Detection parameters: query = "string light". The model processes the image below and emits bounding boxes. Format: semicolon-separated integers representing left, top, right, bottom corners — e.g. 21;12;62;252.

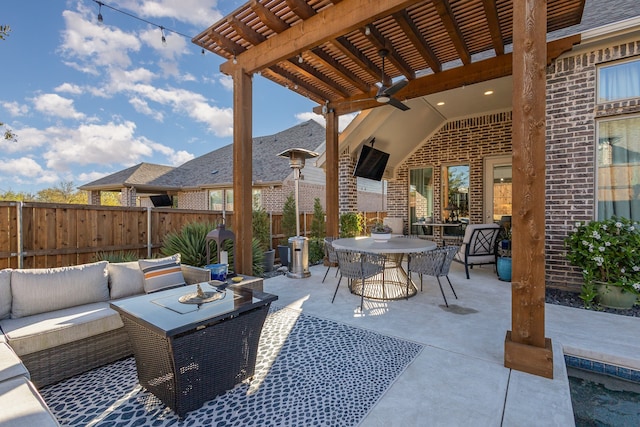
297;54;303;64
91;0;193;45
233;55;238;64
97;1;103;24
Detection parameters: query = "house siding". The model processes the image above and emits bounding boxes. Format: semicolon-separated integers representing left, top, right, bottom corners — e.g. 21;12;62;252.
387;112;512;238
545;37;640;290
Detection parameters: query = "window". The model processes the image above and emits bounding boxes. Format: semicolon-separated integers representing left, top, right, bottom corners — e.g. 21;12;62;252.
209;190;223;211
442;165;469;221
225;190;234;211
597;58;640;103
409;167;433;235
597;115;640;221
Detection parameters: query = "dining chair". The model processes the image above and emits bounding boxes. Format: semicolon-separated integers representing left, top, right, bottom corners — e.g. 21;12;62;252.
453;223;501;279
333;249;386;310
407;246;459;307
322;237;340;283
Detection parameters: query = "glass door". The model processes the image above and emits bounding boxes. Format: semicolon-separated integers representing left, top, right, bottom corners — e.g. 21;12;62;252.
484;155;512;223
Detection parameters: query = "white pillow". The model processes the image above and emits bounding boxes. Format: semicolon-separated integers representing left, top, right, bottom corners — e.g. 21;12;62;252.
108;261;145;299
10;261;109;319
138;254;185;294
0;269;12;320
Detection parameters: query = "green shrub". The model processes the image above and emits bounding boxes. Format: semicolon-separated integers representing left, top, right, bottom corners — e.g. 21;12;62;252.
281;193;297;243
310;198;325;239
253;208;271;251
161;222;216;267
339;212;362;238
95;251;138;263
308;237;325;265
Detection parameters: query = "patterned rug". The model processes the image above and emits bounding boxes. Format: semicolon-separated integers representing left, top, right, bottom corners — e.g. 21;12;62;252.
41;306;423;426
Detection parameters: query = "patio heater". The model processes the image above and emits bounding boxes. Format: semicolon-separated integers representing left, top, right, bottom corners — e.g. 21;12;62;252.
277;148;319;279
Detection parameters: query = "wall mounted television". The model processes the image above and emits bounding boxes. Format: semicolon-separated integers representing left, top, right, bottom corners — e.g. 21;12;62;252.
150;195;173;207
353;144;390;181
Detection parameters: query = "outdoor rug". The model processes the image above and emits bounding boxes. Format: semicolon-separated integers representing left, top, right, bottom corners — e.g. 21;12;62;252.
40;306;423;426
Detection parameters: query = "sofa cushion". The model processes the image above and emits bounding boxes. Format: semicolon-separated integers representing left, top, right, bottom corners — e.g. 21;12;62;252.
0;376;60;427
138;254;185;293
0;302;123;357
0;342;30;382
108;261;144;299
10;261;109;319
0;268;11;320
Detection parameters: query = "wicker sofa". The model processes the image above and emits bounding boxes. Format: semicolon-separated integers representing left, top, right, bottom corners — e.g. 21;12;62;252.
0;255;211;425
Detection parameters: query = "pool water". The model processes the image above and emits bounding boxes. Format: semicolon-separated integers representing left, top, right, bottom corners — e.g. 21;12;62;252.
568;367;640;426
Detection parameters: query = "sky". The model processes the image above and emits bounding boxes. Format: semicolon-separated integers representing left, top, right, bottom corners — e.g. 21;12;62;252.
1;0;356;194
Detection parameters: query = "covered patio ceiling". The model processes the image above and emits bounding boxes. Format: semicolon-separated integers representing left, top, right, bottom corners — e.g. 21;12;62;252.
193;0;584;116
194;0;587;379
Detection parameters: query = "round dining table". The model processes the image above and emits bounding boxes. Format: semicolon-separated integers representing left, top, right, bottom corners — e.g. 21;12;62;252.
331;236;436;300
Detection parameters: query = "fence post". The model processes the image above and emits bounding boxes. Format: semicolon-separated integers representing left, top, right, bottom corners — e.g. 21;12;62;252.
147;207;152;258
16;201;23;269
269;211;273;250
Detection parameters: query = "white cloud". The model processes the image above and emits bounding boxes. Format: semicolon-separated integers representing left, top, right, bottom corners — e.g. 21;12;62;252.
0;157;59;184
295;111;358;132
60;10;141;71
170;150;195;166
119;0;223;28
2;101;29;116
55;83;84;95
33;93;86;120
129;97;164;121
219;75;233;91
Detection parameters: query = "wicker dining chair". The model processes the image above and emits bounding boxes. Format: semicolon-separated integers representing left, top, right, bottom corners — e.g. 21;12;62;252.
322;237;340;283
407;246;459;307
333;249;386;310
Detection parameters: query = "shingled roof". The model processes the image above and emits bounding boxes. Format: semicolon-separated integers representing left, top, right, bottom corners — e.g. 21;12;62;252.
81;120;326;192
150;119;326;189
79;162;176;192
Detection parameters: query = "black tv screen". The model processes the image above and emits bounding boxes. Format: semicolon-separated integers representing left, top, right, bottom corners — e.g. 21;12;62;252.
150;195;173;207
353;145;389;181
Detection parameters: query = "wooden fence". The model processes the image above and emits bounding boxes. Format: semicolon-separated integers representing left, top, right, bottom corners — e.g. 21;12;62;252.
0;202;386;269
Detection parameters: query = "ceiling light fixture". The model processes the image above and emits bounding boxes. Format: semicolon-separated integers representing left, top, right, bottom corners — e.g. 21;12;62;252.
437;101;445;106
298;55;303;64
97;2;104;23
233;55;238;64
365;26;371;36
484;90;494;95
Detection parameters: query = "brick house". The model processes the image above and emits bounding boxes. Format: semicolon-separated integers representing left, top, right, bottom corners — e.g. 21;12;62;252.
80;119;385;214
325;4;640;291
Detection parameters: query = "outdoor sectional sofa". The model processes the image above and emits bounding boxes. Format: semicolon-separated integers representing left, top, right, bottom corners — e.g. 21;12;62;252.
0;255;215;426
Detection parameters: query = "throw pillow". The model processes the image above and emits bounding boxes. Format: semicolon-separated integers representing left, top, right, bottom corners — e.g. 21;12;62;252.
10;261;109;319
108;261;145;299
0;269;12;320
138;254;185;293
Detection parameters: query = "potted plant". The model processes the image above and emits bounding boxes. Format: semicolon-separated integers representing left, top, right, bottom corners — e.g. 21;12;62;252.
565;216;640;309
496;221;512;281
370;220;392;242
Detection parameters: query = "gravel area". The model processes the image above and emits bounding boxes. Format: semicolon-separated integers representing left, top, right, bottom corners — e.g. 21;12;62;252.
545;288;640;318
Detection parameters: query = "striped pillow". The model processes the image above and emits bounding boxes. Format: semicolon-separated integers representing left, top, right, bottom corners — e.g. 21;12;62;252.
138;254;185;294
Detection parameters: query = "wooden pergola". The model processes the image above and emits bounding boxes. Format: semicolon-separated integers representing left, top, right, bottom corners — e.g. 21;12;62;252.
194;0;586;378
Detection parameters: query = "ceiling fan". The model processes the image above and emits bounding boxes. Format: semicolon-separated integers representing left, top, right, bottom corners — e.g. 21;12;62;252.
374;48;409;111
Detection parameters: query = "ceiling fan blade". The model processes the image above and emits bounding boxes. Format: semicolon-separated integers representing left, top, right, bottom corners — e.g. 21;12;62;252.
385;79;408;96
388;97;410;111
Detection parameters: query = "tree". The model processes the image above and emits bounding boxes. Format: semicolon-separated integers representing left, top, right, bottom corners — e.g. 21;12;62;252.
36;181;86;204
310;198;325;239
281;193;297;243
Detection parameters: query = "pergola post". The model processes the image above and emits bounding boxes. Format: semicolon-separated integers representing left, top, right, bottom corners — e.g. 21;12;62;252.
232;68;254;275
504;0;553;378
326;109;339;238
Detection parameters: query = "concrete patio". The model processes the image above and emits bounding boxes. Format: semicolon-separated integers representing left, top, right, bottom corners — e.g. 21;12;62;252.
262;260;640;426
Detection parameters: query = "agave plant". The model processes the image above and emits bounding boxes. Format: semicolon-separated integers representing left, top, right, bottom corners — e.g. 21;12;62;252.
95;251;139;263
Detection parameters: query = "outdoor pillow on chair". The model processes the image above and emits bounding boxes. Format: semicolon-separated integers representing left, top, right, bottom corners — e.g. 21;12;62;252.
138;254;185;293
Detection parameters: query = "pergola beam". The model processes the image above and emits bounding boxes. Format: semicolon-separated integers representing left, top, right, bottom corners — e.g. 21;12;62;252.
393;10;442;73
361;24;415;80
285;58;353;98
308;47;371;93
220;0;422;75
433;0;472;65
332;37;387;83
250;0;289;33
482;0;505;55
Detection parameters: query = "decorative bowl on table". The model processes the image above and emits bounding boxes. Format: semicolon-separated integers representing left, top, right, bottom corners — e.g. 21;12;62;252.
371;232;392;242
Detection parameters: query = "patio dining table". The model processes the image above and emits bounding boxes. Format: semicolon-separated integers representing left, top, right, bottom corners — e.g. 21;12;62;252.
332;236;436;300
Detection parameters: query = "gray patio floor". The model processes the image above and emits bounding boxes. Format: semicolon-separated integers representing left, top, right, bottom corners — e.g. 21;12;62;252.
262;260;640;426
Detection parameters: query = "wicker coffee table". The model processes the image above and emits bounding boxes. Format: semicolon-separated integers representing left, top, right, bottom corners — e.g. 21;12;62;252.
110;282;277;417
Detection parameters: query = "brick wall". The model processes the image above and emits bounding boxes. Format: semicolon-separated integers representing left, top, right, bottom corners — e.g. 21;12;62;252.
389;112;512;237
178;190;208;210
545;38;640;290
339;147;358;213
